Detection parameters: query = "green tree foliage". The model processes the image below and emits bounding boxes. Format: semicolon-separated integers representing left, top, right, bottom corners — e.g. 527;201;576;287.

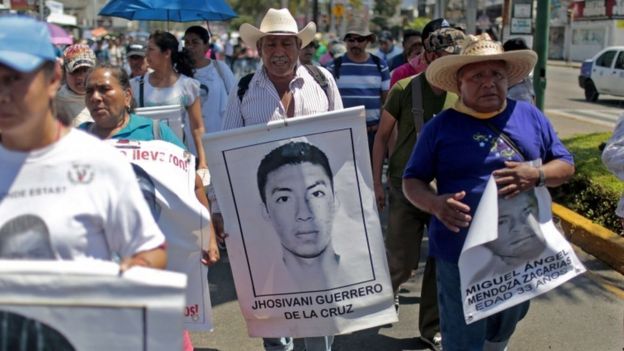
373;0;402;17
228;0;281;29
407;17;433;31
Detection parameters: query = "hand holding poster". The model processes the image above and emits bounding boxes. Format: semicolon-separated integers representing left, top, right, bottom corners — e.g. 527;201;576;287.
459;176;586;324
203;106;397;337
107;139;213;331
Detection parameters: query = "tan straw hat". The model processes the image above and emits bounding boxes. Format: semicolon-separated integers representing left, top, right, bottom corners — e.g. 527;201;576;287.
425;33;537;94
239;8;316;49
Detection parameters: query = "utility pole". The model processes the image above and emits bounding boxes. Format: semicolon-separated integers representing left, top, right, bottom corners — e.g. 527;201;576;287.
313;0;319;26
533;0;550;111
465;0;477;34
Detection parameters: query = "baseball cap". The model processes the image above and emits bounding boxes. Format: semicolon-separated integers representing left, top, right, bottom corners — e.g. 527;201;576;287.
0;16;57;73
422;18;451;43
127;42;147;57
424;28;466;54
343;25;376;42
379;30;393;42
63;44;96;73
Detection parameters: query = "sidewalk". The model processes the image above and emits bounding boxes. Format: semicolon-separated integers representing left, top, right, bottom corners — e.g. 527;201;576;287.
548;59;581;69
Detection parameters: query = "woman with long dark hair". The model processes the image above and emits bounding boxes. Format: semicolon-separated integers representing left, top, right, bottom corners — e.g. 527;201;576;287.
130;31;208;169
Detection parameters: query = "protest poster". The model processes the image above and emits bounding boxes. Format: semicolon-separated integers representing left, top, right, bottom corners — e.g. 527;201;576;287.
107;139;213;331
203;106;397;337
0;260;186;350
459;176;586;324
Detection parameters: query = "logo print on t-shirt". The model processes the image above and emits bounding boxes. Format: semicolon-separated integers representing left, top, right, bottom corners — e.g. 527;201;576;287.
472;132;517;160
67;164;94;184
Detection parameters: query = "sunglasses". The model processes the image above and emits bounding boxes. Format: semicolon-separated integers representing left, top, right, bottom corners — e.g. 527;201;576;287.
345;36;368;43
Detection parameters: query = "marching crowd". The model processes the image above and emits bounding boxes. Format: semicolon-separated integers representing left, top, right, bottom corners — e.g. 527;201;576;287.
0;7;576;351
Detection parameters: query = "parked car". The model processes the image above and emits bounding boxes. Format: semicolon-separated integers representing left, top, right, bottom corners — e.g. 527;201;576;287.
579;46;624;102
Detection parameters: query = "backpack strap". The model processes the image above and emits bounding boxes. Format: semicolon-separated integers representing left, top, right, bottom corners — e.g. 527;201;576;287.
411;74;424;134
303;64;329;100
139;74;145;108
369;53;383;74
332;56;342;80
152;119;161;140
237;73;254;103
482;121;527;161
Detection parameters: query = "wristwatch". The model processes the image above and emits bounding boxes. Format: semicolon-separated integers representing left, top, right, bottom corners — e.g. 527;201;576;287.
536;168;546;187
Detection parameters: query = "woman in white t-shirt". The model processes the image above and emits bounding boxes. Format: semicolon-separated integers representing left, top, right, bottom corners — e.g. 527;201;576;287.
183;26;236;134
0;16;166;271
130;31;208;169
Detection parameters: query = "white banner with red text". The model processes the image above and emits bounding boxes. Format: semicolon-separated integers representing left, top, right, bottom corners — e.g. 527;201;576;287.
107;139;213;331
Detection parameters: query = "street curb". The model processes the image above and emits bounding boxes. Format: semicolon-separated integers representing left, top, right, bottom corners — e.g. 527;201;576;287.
553;202;624;274
548;60;581;69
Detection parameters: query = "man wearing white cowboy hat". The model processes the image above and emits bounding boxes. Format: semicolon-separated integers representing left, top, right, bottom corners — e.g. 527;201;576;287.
218;7;343;351
221;8;342;128
402;33;575;350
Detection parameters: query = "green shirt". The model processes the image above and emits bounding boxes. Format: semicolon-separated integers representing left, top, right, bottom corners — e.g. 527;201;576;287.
383;74;457;187
79;114;185;150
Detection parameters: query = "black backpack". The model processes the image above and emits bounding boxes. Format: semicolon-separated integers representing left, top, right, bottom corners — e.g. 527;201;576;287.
237;64;329;103
331;54;383;80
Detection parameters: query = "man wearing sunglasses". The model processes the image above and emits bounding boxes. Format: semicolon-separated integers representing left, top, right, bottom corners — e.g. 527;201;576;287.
372;21;466;351
327;28;390;156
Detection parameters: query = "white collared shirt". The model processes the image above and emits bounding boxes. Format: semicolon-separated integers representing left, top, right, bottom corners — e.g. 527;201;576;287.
222;64;343;130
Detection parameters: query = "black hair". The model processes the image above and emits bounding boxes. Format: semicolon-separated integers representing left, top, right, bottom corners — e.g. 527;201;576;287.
503;37;529;52
403;29;421;42
257;142;334;205
0;214;49;238
0;214;54;259
184;26;210;44
42;60;57;77
150;31;195;77
90;65;136;113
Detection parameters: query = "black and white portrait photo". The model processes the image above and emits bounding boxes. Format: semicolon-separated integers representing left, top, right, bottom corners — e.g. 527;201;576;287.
459;176;586;324
0;310;76;350
203;107;397;337
224;131;376;296
469;191;548;284
0;214;55;259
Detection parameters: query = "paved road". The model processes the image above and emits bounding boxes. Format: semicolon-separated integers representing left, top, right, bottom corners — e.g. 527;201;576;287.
544;64;622;132
193;243;624;351
191;63;624;351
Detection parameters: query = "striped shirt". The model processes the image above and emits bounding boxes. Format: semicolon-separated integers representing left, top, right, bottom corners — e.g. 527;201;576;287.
327;55;390;124
221;64;343;130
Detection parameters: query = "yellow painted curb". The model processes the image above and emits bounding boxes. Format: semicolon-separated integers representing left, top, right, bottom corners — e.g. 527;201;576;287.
553;202;624;274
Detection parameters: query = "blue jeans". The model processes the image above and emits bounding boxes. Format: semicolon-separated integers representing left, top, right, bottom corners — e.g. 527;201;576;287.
263;336;334;351
436;259;530;351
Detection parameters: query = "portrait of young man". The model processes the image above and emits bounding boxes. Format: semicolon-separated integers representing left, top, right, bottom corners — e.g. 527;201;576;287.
222;134;376;297
257;141;339;292
469;190;548;285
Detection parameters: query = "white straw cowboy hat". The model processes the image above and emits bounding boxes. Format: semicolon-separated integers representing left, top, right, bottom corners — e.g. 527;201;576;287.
426;33;537;95
239;8;316;49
